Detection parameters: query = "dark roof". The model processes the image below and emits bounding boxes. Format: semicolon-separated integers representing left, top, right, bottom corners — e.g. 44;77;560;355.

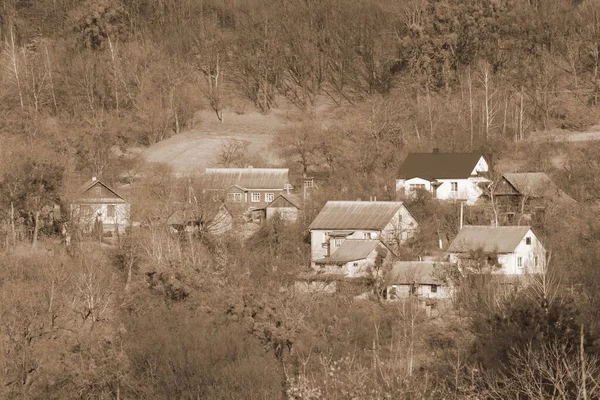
308;201;407;230
76;178;126;202
315;239;386;264
387;261;449;285
398;153;486;180
502;173;576;203
204;168;290;190
447;225;532;253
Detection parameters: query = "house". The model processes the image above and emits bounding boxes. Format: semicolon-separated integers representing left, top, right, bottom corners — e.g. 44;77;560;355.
447;225;545;275
396;150;491;205
385;261;453;300
313;239;395;278
491;172;576;223
71;177;130;235
203;167;292;208
264;194;301;223
308;201;418;263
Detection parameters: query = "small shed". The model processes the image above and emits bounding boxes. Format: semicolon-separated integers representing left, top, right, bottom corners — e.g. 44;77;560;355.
386;261;452;300
265;194;301;222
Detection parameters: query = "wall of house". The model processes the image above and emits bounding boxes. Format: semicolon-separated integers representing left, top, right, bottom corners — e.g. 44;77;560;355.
225;188;284;207
266;206;298;222
433;177;490;205
513;231;545;274
387;284;452;300
72;203;130;234
313;247;388;278
381;207;418;244
396;177;431;197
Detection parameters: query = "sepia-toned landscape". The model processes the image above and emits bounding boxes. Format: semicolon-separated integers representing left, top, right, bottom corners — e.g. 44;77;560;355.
1;1;600;399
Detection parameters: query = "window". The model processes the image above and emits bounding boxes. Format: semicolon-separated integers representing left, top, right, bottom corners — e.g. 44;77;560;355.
526;237;531;245
265;193;275;203
450;182;458;192
431;285;438;293
333;238;343;248
251;193;260;202
304;179;314;188
227;193;242;202
517;257;523;268
353;262;359;267
93;185;102;196
363;232;371;239
534;256;539;267
410;184;426;192
107;205;115;218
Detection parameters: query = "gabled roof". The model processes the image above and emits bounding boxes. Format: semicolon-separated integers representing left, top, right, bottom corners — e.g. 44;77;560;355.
387;261;449;285
447;225;532;253
266;193;301;209
398;152;486;180
315;239;387;264
76;178;126;201
502;173;576;203
309;201;408;230
204;168;290;190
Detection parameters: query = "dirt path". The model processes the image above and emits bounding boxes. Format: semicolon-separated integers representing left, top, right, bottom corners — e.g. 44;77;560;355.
528;125;600;142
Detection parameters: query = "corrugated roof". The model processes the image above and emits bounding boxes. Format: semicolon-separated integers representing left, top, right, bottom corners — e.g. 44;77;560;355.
315;239;381;264
309;201;407;230
203;168;289;190
502;173;576;203
387;261;449;285
447;225;531;253
398;152;486;180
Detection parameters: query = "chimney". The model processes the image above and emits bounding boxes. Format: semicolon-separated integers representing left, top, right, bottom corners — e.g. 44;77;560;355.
433;148;439;154
92;176;97;182
356;198;361;201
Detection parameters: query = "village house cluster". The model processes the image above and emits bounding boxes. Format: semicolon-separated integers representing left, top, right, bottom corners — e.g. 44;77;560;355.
70;149;576;313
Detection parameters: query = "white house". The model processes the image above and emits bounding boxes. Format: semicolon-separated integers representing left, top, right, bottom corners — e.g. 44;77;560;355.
396;150;491;205
308;201;418;263
447;226;546;275
313;239;394;278
386;261;453;300
71;177;130;235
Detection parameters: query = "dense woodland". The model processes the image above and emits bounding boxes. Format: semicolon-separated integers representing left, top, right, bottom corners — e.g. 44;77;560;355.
1;0;600;399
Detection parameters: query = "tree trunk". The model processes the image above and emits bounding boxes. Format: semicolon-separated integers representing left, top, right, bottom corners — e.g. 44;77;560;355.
31;210;40;249
11;201;16;246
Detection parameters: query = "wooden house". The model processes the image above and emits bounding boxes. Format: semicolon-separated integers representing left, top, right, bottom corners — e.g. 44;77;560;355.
447;225;545;275
491;172;576;223
203;167;292;207
71;177;130;235
313;239;395;278
308;201;418;263
385;261;453;300
396;150;491;205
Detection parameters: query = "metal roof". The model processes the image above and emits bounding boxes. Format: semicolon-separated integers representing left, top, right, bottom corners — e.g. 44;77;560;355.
398;152;486;180
447;225;532;253
387;261;449;285
266;193;301;209
315;239;383;264
502;173;576;203
309;201;407;230
203;168;289;190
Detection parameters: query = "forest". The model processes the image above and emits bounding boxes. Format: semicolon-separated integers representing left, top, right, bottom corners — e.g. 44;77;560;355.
1;0;600;398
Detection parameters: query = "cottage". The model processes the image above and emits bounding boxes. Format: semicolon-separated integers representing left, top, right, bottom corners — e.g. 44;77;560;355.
264;194;301;222
71;177;130;235
203;167;292;207
386;261;453;300
313;239;395;278
447;225;545;275
308;201;418;263
491;172;576;223
396;150;491;205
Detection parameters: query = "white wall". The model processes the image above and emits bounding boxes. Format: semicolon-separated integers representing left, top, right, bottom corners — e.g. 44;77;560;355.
311;230;380;261
72;203;130;234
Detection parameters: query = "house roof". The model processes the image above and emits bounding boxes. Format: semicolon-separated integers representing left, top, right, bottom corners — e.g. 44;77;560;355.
398;152;486;180
387;261;449;285
76;178;126;202
315;239;385;264
447;225;532;254
502;173;576;203
203;168;290;190
309;201;407;230
266;193;301;209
